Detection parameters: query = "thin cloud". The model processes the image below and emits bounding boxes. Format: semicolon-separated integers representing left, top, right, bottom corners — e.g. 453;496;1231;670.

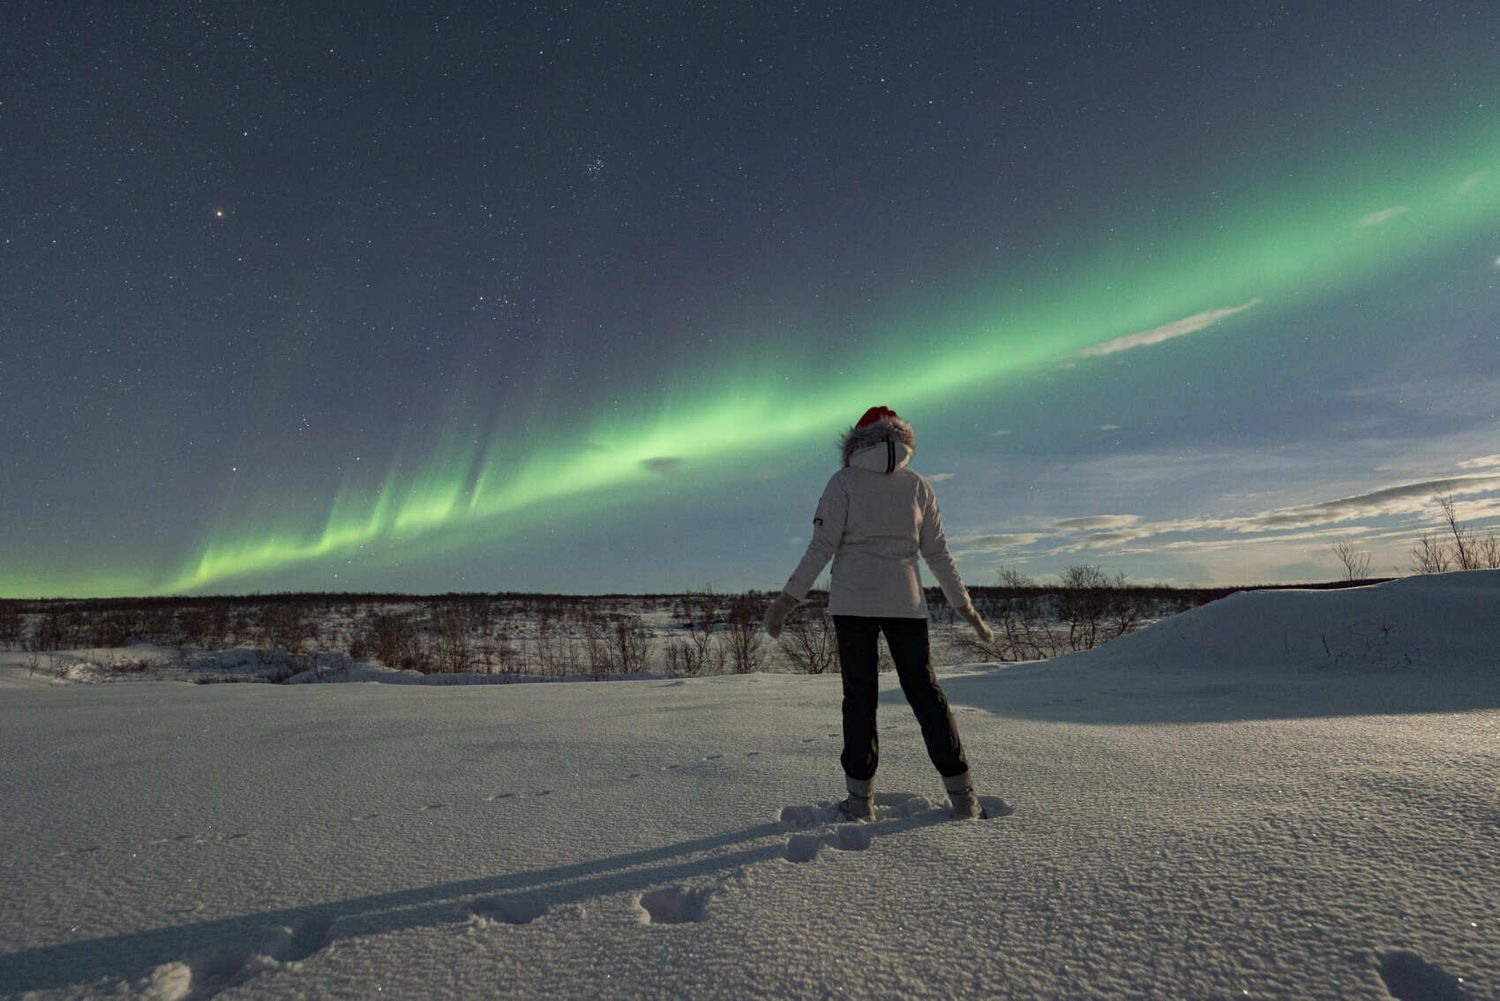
990;429;1014;437
1356;206;1409;228
1456;171;1487;195
928;472;956;482
963;473;1500;562
1235;475;1500;531
1449;453;1500;470
1054;514;1141;531
1099;424;1121;431
957;533;1043;550
1078;299;1261;357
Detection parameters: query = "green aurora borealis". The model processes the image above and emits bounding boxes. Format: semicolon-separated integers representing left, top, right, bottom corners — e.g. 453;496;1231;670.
8;121;1500;598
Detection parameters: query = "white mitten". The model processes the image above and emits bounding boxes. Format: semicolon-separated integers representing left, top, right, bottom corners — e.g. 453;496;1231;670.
763;592;798;638
957;605;993;643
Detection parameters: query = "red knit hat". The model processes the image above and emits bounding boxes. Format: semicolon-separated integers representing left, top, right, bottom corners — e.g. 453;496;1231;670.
855;406;899;428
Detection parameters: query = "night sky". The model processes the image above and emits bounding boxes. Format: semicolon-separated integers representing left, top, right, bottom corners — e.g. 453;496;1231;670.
3;2;1498;598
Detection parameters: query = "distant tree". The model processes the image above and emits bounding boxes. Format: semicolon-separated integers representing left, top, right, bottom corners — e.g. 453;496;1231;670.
1437;492;1477;570
1329;536;1372;580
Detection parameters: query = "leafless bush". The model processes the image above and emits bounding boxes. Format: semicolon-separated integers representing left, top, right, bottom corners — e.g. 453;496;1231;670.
1410;534;1453;574
1409;492;1500;573
1056;565;1147;652
778;602;837;674
429;604;473;673
256;604;312;652
1330;536;1372;580
1057;565;1111;651
140;606;177;644
358;611;427;670
534;615;584;677
662;590;724;676
175;605;231;649
584;612;655;677
0;605;25;648
25;607;71;652
724;593;765;674
979;568;1068;661
85;611;136;648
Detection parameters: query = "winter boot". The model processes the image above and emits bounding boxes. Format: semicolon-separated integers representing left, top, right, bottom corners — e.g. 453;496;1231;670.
944;771;986;820
838;775;876;822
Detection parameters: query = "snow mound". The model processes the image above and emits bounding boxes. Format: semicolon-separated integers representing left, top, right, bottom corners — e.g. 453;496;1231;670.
1064;569;1500;675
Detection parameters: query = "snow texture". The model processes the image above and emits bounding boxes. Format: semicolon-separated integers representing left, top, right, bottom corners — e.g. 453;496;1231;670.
1;571;1497;999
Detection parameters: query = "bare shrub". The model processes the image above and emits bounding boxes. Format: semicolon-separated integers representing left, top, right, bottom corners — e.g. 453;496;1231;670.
1330;536;1373;580
429;604;473;674
1410;534;1452;574
1410;492;1500;572
0;605;25;648
1057;565;1111;651
662;590;724;676
26;608;70;652
257;604;312;652
359;610;427;670
1477;533;1500;570
974;568;1068;661
583;611;655;677
83;611;133;648
778;602;837;674
175;605;231;650
723;593;765;674
535;614;584;677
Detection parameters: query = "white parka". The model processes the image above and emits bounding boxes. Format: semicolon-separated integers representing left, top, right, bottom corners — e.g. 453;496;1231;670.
782;416;972;618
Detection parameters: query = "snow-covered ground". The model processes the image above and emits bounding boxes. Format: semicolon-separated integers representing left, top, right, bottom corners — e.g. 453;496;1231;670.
2;572;1496;1000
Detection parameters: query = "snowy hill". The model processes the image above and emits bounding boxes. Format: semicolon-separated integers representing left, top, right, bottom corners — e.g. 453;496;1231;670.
1;573;1496;999
1070;569;1500;674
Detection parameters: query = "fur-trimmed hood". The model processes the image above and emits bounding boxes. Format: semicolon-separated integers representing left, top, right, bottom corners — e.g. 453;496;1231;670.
840;415;916;471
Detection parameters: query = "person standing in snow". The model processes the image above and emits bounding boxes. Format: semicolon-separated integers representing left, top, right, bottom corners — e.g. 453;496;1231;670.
764;406;995;821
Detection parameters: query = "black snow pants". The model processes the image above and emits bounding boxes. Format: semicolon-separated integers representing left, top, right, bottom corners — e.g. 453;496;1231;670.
833;615;969;782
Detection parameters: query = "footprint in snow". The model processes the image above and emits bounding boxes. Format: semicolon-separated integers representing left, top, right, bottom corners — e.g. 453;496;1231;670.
978;796;1015;819
470;895;550;926
534;789;553;797
635;885;713;924
745;751;760;757
801;738;817;744
704;754;723;760
352;813;381;822
785;834;822;863
1377;950;1475;1001
626;772;642;779
421;802;447;811
483;792;516;802
832;826;871;851
141;915;336;1000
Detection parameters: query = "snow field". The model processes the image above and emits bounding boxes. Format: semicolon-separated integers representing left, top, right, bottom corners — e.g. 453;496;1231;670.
1;572;1497;999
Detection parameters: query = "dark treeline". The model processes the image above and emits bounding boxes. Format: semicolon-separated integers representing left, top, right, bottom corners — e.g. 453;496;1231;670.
0;576;1397;679
0;576;1393;615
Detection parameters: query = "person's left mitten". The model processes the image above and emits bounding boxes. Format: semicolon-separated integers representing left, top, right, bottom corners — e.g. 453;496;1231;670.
763;592;798;638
